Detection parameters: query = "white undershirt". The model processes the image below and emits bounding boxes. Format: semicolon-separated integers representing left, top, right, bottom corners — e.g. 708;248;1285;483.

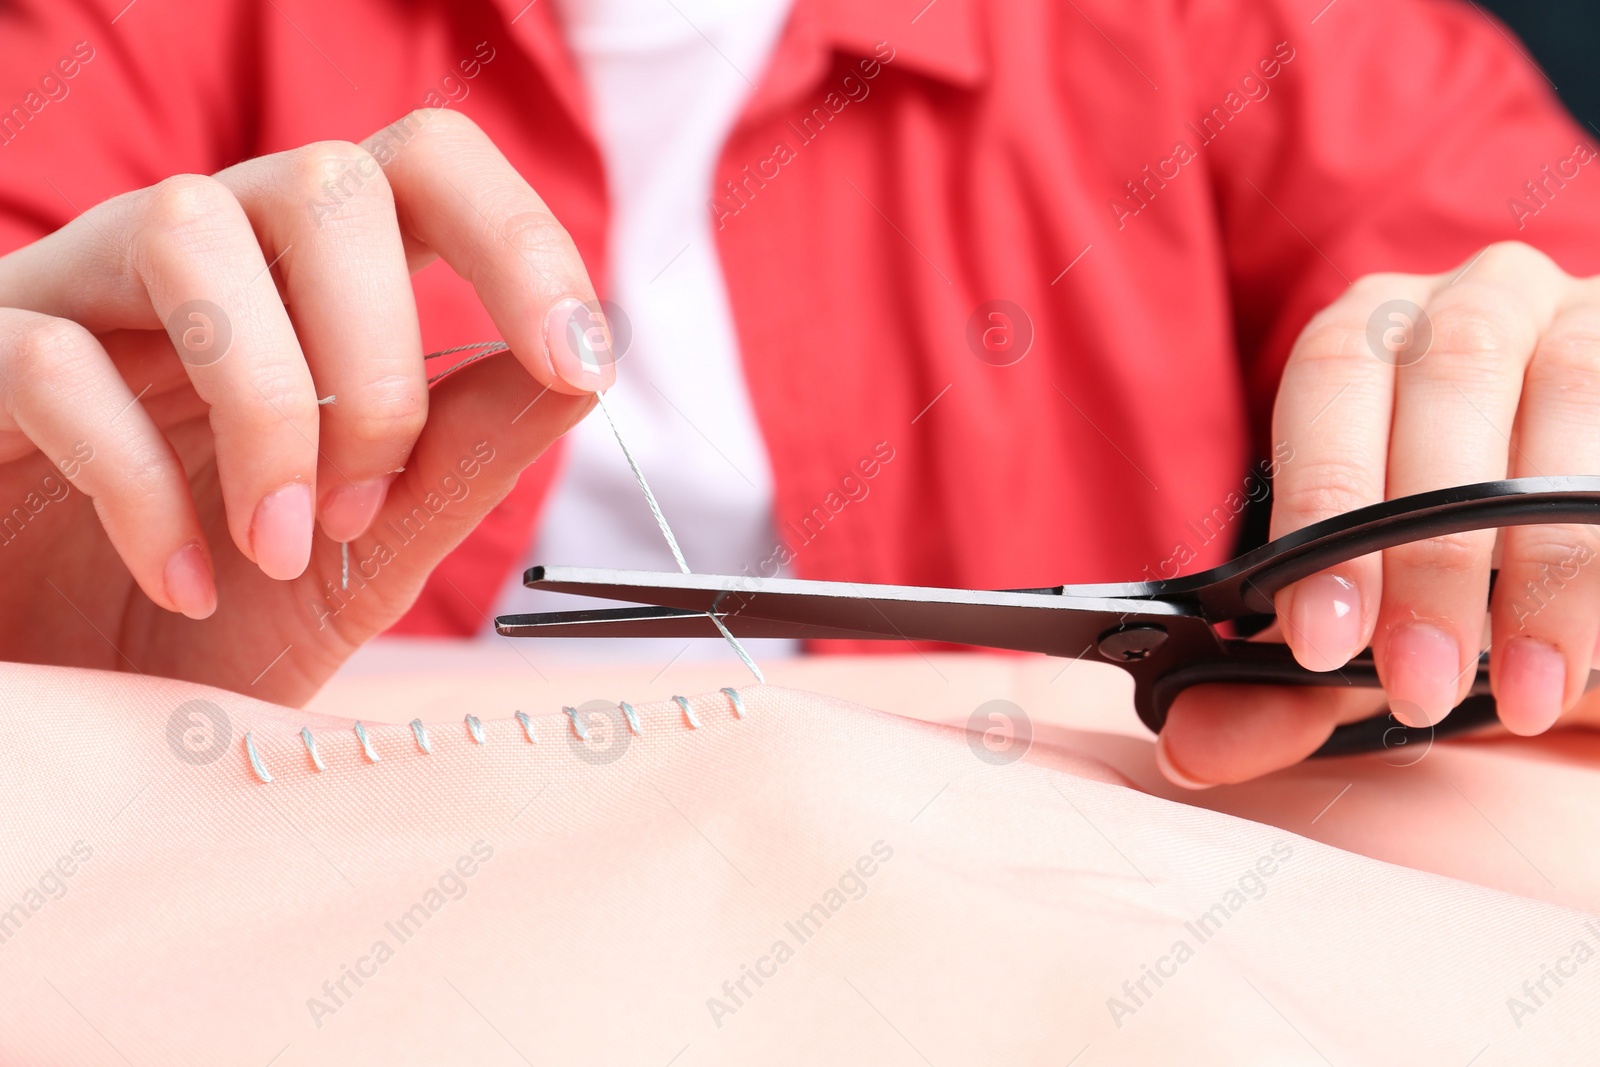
486;0;798;661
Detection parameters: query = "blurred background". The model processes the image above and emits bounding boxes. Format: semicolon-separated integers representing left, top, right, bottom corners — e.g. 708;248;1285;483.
1481;0;1600;131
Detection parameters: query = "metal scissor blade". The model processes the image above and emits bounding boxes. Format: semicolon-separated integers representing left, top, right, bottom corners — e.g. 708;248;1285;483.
495;604;895;641
510;566;1187;657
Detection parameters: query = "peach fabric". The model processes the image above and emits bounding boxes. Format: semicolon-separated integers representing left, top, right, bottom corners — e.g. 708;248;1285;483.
324;643;1600;909
1;653;1597;1064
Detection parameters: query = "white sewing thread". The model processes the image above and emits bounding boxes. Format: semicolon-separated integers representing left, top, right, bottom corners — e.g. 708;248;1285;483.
709;613;765;684
515;711;538;744
300;727;326;772
429;340;512;358
245;732;273;783
721;687;747;719
673;695;701;730
465;714;486;745
354;721;380;763
411;719;432;754
341;541;350;591
564;705;590;741
594;390;691;572
593;389;765;684
411;340;765;683
425;341;511;385
620;701;642;735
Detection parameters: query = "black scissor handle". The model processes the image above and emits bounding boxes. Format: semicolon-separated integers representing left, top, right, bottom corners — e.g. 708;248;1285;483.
1066;476;1600;621
1081;476;1600;756
1139;630;1600;758
1139;640;1501;757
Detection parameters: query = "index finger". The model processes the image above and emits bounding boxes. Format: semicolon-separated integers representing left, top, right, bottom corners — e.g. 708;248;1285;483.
362;110;615;395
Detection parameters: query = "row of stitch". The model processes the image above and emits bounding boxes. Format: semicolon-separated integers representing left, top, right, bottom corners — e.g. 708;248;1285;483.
243;690;747;784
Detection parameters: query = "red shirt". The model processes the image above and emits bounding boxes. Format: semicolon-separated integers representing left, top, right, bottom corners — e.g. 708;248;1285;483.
4;0;1599;642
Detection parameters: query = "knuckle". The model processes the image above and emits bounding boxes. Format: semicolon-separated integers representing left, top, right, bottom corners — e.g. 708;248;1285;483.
1494;530;1598;627
404;106;479;141
387;107;483;162
289;141;389;207
1531;327;1600;383
108;448;175;504
232;371;319;437
1477;240;1554;277
11;318;95;379
1291;319;1369;365
141;173;239;233
498;209;576;260
1387;529;1489;576
1273;460;1376;525
1503;527;1597;574
335;373;427;447
1426;305;1519;366
1348;272;1422;299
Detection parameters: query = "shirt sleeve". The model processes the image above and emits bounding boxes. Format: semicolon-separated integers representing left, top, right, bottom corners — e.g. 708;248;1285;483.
0;0;257;255
1178;0;1600;449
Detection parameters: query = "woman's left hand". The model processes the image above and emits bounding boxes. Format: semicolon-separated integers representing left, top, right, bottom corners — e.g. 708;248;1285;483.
1160;241;1600;787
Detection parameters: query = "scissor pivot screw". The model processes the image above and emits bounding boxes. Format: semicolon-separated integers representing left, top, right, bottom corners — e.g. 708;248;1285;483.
1097;625;1168;662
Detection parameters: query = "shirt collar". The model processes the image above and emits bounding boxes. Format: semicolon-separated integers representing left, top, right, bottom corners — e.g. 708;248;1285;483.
487;0;988;133
736;0;987;127
810;0;987;88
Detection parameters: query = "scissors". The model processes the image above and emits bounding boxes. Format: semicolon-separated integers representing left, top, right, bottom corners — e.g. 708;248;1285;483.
498;476;1600;756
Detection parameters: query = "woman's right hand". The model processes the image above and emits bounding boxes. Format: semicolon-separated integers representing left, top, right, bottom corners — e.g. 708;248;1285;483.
0;108;615;704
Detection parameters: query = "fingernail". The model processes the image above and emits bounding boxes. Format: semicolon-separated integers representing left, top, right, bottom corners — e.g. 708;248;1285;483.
1289;572;1363;671
1496;638;1567;736
543;296;614;391
1154;733;1214;790
1383;622;1460;727
319;475;393;543
163;540;216;620
250;482;314;581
